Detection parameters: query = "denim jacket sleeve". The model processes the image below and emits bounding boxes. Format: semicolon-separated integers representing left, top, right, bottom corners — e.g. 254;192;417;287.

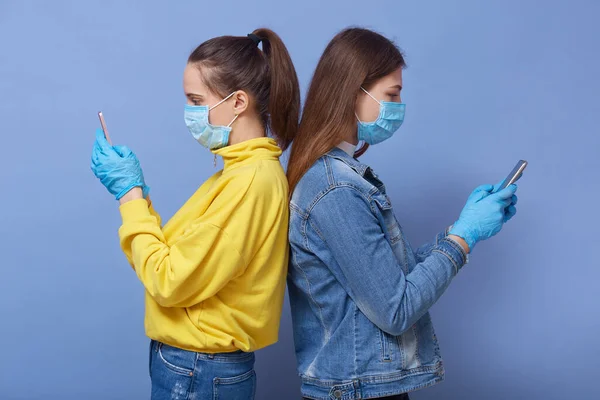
414;227;451;263
308;186;467;336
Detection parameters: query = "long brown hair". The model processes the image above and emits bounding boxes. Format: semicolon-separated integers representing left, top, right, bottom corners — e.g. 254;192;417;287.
286;27;405;192
188;28;300;151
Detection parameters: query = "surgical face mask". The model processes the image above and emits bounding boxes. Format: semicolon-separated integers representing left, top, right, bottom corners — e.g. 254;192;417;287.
356;87;405;145
184;91;239;150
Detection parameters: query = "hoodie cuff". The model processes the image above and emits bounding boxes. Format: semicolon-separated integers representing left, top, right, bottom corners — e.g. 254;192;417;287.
119;199;151;223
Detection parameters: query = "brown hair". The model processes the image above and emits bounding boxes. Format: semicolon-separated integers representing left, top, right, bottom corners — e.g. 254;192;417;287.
286;27;405;193
188;28;300;151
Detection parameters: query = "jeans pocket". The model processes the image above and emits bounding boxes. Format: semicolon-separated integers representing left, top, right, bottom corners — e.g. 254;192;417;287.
157;342;195;376
213;369;256;400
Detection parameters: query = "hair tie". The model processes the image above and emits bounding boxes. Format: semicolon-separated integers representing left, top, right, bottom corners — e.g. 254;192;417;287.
247;33;262;47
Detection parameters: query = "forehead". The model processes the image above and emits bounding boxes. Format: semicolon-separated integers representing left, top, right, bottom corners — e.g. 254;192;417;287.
183;64;207;91
378;68;403;86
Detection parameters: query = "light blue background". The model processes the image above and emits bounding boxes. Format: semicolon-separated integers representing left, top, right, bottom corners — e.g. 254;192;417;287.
1;1;598;399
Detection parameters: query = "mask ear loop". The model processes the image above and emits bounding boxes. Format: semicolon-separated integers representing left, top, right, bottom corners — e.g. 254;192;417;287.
227;114;239;127
209;91;237;110
360;87;382;105
356;87;382;123
210;91;238;168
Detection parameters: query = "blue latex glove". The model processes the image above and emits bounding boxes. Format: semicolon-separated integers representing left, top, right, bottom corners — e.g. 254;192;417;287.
493;180;518;223
449;183;518;250
90;128;149;200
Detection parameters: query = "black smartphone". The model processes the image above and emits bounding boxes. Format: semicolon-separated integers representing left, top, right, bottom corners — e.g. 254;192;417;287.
498;160;528;191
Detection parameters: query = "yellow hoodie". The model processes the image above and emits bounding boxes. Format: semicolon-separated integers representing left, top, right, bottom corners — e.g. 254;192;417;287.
118;137;289;353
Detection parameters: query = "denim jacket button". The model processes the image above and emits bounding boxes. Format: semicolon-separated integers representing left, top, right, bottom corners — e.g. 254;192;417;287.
333;389;342;398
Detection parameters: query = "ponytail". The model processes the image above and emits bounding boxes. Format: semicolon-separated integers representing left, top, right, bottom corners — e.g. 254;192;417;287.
251;28;300;151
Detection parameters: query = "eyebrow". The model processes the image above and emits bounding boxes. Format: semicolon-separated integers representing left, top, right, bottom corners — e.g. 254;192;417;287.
388;84;403;90
186;93;204;99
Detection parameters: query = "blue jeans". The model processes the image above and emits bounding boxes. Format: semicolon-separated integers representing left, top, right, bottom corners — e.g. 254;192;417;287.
149;340;256;400
304;395;409;400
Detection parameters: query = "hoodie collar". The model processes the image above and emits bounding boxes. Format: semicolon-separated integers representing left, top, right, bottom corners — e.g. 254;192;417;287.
213;137;282;171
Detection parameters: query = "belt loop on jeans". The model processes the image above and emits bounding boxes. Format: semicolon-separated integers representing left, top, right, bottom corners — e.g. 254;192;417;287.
353;379;361;399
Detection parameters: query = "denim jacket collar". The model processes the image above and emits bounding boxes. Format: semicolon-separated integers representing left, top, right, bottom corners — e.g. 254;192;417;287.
325;147;369;177
326;147;387;193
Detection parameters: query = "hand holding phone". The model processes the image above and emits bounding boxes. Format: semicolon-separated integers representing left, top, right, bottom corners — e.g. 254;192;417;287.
449;160;524;250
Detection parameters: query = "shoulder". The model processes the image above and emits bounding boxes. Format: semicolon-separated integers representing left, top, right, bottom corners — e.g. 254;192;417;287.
291;154;376;213
224;160;288;205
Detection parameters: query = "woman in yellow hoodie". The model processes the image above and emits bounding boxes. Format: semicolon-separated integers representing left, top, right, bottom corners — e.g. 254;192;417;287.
90;28;299;399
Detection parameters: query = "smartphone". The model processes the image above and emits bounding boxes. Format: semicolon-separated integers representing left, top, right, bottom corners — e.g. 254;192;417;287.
97;111;113;145
498;160;528;190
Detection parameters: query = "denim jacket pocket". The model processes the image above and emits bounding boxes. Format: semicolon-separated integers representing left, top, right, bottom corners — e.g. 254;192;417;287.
371;192;400;242
372;192;412;274
378;329;399;362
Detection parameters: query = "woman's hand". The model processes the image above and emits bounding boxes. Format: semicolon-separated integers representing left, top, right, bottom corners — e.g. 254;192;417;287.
449;183;518;250
90;128;148;201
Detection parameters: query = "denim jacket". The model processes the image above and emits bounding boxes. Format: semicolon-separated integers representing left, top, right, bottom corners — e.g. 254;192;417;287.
287;148;468;400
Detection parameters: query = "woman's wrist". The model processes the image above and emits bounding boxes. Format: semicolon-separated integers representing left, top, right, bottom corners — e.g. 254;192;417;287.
119;187;144;205
447;234;470;254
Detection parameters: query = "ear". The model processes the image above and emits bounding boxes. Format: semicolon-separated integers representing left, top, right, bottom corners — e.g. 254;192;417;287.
232;90;250;115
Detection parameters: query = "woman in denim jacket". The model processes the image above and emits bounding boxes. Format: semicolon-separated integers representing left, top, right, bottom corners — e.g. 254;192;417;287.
285;27;519;400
